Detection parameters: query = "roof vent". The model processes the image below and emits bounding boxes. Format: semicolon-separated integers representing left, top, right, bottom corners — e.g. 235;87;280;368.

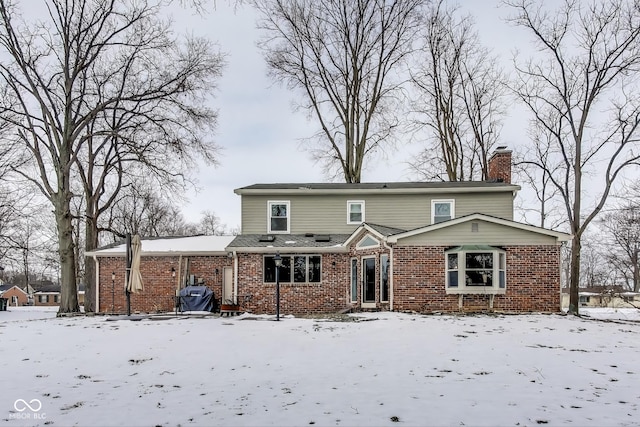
314;235;331;242
258;235;276;242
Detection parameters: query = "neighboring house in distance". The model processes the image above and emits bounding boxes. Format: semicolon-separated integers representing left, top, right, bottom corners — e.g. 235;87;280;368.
88;147;571;315
30;282;61;306
561;287;640;308
1;285;30;307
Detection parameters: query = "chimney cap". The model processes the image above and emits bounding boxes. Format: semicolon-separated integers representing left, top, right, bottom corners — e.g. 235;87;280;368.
495;145;509;151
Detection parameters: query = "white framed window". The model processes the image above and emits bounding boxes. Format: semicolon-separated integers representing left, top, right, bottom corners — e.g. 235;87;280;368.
350;258;358;303
431;199;455;224
264;255;321;284
267;201;290;233
356;234;379;249
445;246;506;294
380;254;390;302
347;200;365;224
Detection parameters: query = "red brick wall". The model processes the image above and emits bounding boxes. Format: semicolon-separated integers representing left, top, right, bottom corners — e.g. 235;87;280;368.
96;245;561;315
392;245;561;313
488;149;512;184
97;255;233;314
236;252;351;315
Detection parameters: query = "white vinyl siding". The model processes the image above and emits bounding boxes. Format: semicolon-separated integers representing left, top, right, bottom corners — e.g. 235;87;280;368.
397;220;560;246
241;192;514;234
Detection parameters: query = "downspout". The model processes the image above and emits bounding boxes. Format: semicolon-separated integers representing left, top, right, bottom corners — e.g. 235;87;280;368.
559;241;565;312
92;255;99;313
233;251;238;305
383;241;394;311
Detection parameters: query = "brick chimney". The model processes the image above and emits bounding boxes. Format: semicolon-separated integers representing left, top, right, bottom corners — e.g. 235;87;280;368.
487;146;512;184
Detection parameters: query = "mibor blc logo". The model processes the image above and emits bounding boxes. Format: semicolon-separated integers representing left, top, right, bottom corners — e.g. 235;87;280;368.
11;399;46;420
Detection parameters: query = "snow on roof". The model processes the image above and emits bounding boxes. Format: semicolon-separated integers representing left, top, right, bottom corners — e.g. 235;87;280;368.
88;235;236;257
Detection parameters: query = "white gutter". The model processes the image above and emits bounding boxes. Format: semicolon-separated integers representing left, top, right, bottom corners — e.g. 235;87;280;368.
92;255;99;313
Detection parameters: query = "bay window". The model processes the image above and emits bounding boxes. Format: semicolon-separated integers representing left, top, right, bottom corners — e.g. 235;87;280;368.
445;246;506;294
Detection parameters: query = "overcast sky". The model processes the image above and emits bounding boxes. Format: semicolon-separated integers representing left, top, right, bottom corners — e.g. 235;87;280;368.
175;1;531;230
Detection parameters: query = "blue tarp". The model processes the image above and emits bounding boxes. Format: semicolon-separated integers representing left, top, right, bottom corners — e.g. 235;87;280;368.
178;286;214;312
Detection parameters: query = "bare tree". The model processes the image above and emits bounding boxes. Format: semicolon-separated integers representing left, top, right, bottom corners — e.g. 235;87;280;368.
0;0;224;313
410;0;506;181
76;32;223;312
253;0;425;182
599;202;640;292
513;124;564;229
198;210;229;235
506;0;640;315
104;181;195;240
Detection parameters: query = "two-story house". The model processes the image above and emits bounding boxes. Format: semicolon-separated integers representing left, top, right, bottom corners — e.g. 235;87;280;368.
226;148;570;314
88;148;570;315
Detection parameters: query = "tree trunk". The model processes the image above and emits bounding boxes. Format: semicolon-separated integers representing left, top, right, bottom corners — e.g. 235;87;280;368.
55;195;79;314
633;248;639;293
568;235;581;315
83;203;98;313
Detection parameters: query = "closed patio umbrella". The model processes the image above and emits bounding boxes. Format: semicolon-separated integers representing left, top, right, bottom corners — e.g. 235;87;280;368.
127;234;144;294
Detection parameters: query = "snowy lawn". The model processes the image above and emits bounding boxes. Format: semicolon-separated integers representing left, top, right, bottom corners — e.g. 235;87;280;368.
1;307;639;427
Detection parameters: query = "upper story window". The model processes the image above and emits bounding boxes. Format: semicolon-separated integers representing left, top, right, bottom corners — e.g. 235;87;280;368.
446;246;506;294
268;201;290;233
347;200;365;224
432;199;455;224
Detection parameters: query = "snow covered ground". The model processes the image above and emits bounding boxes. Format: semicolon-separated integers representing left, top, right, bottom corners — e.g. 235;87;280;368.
1;307;638;427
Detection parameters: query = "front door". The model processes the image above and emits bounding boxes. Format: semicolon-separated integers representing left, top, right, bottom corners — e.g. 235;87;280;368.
362;257;376;308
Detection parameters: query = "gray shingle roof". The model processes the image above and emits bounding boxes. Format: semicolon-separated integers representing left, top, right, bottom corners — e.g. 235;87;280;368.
365;223;407;236
228;234;351;249
236;181;513;192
